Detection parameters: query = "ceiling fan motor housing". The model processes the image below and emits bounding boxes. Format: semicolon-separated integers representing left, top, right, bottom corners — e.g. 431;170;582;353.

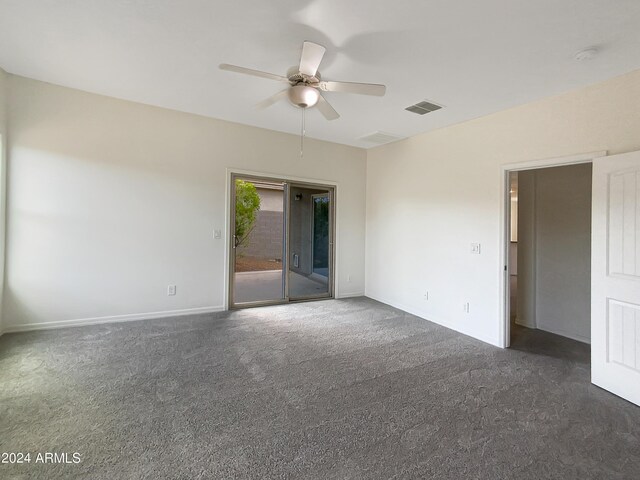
288;84;320;108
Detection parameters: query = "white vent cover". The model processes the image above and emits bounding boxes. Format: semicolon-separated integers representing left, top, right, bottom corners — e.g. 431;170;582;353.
359;131;404;145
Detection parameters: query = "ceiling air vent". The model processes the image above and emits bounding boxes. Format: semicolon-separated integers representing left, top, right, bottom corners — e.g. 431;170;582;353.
405;100;443;115
359;131;404;145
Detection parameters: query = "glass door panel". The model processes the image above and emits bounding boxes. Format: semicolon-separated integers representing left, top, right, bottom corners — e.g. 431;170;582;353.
288;185;333;299
312;194;330;278
231;177;286;306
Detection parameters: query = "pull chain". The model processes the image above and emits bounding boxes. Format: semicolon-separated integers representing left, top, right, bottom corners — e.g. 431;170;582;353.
300;107;305;159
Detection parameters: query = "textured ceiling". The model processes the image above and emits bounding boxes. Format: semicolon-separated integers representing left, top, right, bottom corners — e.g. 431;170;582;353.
1;0;639;147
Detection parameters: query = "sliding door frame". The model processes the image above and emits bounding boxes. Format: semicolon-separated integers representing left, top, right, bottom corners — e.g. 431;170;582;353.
287;185;335;302
227;171;336;309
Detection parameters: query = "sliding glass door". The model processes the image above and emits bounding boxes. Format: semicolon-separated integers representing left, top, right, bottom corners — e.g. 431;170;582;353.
229;175;334;308
287;186;332;300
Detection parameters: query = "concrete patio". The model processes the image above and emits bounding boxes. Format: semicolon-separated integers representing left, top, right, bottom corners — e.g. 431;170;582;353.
234;270;329;303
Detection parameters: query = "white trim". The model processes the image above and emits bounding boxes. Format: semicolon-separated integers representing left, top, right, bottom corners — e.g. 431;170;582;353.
367;292;500;347
501;150;607;172
498;150;607;348
514;318;536;329
336;291;365;299
537;324;591;345
2;305;225;334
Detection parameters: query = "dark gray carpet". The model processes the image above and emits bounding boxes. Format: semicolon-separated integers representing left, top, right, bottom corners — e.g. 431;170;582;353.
1;297;638;479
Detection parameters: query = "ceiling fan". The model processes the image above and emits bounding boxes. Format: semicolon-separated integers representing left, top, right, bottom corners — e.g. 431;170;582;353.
220;41;386;121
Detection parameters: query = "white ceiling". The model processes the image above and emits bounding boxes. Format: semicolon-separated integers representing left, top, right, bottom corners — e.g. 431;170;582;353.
1;0;639;148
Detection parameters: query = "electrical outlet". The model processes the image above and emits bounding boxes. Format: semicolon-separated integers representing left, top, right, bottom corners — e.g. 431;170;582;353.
167;285;177;296
214;229;222;239
463;302;470;313
470;243;481;254
423;291;429;300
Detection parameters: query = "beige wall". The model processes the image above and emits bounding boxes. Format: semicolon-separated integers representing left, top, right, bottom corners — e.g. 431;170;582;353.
0;68;6;138
4;75;367;330
536;164;592;342
4;66;640;342
256;187;284;213
366;69;640;346
0;68;7;332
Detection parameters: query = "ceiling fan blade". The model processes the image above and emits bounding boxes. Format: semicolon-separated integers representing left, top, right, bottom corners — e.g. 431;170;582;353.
299;41;326;77
316;94;340;121
219;64;289;82
256;89;288;110
318;80;386;96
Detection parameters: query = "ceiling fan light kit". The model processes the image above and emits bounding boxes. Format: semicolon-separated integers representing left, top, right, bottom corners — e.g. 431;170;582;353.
288;84;320;108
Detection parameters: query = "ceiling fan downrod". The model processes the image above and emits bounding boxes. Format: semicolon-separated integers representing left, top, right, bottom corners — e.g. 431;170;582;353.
300;107;305;160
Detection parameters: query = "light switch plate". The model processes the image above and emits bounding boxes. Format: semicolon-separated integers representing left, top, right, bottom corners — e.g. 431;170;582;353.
470;243;481;254
214;229;222;239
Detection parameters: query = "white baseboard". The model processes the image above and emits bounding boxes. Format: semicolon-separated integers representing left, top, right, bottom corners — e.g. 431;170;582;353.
537;324;591;344
514;319;590;344
365;292;500;347
2;305;226;334
515;318;536;329
336;292;365;299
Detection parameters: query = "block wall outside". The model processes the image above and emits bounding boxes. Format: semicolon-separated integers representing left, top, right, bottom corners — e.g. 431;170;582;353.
237;210;284;260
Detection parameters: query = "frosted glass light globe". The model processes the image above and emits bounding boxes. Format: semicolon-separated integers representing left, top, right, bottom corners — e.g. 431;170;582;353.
287;85;320;108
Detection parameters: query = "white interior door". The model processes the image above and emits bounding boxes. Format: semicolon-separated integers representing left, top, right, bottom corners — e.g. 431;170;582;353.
592;150;640;406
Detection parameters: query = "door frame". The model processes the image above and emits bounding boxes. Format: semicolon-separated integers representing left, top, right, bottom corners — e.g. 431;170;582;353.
498;150;606;348
225;169;337;310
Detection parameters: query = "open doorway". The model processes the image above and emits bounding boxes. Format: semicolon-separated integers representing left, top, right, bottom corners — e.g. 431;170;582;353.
506;163;592;358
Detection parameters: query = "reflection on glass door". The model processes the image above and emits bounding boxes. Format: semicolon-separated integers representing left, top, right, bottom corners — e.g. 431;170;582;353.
231;177;286;306
312;194;330;278
288;186;332;299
